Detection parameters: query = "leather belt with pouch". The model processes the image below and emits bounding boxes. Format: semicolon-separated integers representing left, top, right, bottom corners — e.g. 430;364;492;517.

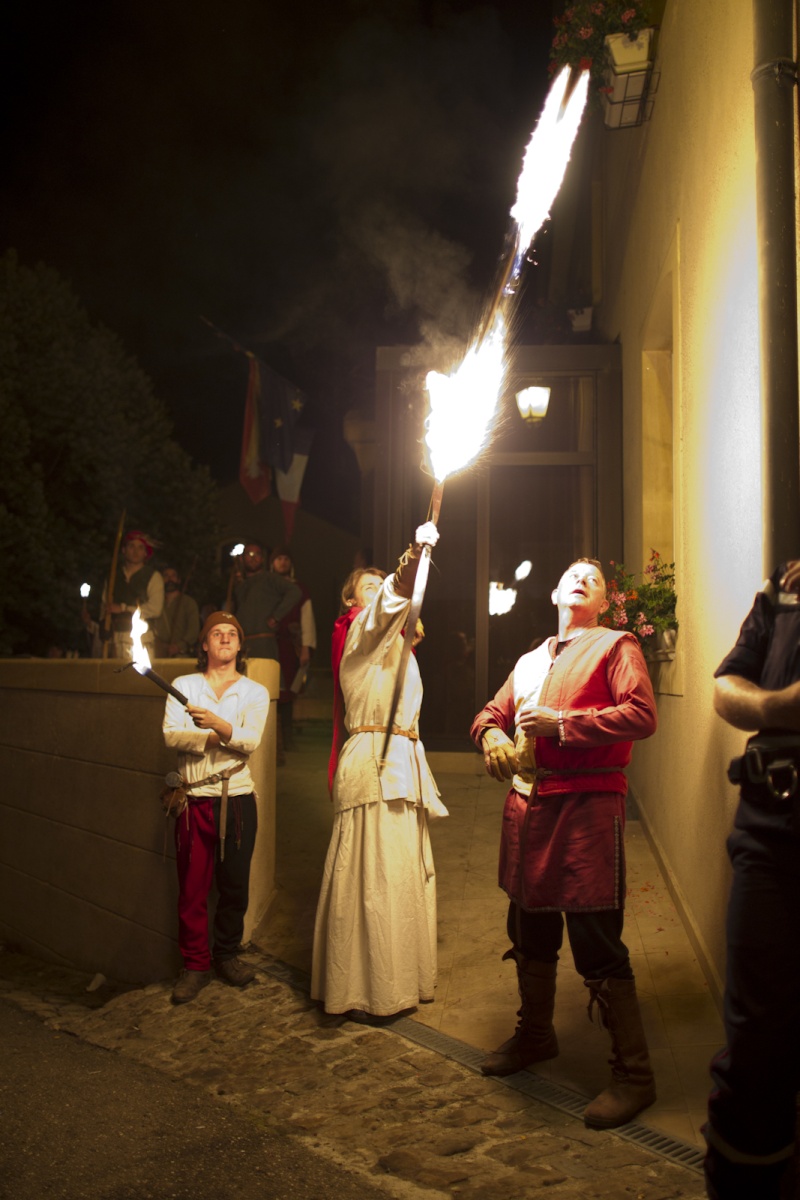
728;735;800;801
160;761;246;859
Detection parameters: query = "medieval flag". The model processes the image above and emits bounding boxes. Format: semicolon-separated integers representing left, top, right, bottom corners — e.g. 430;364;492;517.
275;427;315;543
259;362;305;474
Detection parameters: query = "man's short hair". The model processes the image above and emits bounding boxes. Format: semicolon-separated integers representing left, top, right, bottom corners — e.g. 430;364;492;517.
564;557;607;594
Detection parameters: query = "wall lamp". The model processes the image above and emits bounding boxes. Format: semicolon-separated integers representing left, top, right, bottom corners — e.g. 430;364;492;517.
515;386;551;425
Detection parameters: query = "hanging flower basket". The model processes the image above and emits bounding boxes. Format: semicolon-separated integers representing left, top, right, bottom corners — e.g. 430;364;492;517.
548;2;655;120
599;550;678;657
601;27;654;127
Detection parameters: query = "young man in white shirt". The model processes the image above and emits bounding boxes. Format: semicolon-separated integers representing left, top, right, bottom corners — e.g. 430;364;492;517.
163;611;269;1005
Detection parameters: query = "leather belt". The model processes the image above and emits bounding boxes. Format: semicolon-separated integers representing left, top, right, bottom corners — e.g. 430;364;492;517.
350;724;419;741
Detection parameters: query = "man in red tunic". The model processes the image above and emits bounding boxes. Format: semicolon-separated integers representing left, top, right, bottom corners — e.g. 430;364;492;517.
471;557;658;1129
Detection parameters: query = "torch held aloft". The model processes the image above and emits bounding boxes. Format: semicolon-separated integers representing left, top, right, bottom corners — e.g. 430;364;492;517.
380;483;443;768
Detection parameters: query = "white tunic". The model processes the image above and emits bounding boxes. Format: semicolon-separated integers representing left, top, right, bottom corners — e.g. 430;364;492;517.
311;574;448;1016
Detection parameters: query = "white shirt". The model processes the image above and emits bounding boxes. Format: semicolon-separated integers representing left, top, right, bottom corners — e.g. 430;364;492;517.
162;672;269;796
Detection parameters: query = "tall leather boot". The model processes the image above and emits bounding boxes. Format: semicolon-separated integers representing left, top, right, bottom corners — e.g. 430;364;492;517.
583;976;657;1129
480;951;558;1076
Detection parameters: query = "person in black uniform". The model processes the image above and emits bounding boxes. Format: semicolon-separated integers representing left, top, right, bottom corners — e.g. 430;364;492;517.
704;560;800;1200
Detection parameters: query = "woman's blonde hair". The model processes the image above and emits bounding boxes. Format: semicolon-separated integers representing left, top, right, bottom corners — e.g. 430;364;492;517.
339;566;387;613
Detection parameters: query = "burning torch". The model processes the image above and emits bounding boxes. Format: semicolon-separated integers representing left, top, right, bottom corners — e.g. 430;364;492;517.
129;608;189;705
381;66;589;765
225;543;245;612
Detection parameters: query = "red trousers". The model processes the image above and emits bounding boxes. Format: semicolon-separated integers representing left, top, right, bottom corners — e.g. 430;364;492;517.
174;794;257;970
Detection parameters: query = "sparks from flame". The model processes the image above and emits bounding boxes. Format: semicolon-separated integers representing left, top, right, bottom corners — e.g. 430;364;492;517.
130;608;152;675
422;67;589;485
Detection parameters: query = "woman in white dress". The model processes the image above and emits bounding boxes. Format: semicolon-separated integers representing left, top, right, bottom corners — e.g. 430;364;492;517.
311;523;448;1021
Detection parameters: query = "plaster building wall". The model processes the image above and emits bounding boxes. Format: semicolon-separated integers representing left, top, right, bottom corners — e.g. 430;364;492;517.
595;0;765;1002
0;657;278;983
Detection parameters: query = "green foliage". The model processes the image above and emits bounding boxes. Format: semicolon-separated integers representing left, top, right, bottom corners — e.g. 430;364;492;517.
0;250;220;654
549;1;652;91
599;549;677;650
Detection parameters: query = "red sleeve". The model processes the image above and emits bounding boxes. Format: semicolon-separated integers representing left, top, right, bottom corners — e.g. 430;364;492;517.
470;672;516;747
559;635;657;748
327;608;362;793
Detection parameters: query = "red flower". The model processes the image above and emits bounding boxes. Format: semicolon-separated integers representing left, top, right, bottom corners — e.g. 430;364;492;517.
621;7;637;22
578;25;594;38
579;56;593;70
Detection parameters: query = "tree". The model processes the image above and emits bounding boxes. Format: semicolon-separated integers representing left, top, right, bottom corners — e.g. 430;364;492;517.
0;250;220;654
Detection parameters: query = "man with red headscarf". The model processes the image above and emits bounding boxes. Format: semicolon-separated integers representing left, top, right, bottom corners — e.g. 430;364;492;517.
101;529;164;660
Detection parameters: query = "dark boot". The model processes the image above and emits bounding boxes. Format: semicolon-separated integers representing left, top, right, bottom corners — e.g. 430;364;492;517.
480;951;558;1076
171;968;212;1005
214;956;256;987
583;976;657;1129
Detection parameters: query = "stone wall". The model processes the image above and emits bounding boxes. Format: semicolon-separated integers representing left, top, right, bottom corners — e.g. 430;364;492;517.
0;657;278;983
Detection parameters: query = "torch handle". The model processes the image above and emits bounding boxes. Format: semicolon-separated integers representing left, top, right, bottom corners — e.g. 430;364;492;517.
144;668;189;706
380;481;444;769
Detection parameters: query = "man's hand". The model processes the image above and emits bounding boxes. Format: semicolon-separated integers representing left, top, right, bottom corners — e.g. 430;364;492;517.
412;618;425;648
517;706;560;738
481;728;519;781
414;521;439;552
187;705;233;744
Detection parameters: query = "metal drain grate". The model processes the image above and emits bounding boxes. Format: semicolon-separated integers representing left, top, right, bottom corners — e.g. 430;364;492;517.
256;953;705;1176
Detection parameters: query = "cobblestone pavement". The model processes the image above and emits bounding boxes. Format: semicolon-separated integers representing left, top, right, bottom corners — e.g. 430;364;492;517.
0;945;707;1200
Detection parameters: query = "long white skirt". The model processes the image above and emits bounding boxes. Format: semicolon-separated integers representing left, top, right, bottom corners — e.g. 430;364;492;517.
311;799;438;1016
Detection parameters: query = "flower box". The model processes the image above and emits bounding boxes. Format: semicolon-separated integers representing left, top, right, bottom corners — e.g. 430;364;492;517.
604;28;653;72
602;28;653;128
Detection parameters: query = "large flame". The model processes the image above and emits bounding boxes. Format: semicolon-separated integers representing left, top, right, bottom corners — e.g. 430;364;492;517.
511;67;589;252
130;607;152;674
423;67;589;485
425;314;506;483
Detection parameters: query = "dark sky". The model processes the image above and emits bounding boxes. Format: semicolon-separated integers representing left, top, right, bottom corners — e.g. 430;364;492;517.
3;0;554;529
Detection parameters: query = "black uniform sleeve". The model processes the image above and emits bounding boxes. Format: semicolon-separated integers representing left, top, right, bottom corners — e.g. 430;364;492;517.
714;582;777;684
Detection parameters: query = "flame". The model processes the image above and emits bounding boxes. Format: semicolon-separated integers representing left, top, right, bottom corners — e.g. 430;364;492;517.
130;607;152;674
511;68;590;253
80;582;91;598
489;582;517;616
425;314;506;483
422;68;588;485
231;543;245;557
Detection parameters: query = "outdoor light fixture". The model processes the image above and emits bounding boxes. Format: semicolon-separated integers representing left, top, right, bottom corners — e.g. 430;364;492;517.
516;386;551;424
489;581;517;616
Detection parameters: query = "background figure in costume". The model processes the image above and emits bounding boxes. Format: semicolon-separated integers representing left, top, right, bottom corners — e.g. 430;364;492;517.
232;542;302;664
162;610;269;1006
704;561;800;1200
269;545;316;750
152;565;201;657
471;558;658;1130
101;529;164;660
311;523;448;1022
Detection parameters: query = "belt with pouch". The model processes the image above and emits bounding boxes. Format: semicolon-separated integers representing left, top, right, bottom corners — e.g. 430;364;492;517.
728;735;800;801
